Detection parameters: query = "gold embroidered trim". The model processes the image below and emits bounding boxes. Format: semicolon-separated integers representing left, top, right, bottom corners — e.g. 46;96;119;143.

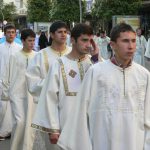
43;50;49;73
31;123;60;133
21;49;34;58
50;46;68;56
77;61;84;81
58;59;77;96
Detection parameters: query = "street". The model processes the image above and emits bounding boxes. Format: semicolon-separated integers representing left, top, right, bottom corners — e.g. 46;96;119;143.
0;59;150;150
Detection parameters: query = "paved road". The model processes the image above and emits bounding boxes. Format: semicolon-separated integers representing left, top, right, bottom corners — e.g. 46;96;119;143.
0;59;150;150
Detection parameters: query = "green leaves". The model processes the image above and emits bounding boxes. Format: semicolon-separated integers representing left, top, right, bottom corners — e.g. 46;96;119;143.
0;2;16;22
92;0;142;22
49;0;86;24
27;0;52;22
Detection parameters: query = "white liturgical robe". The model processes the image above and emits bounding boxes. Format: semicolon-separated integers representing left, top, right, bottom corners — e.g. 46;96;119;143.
0;41;22;137
134;35;147;66
2;50;36;150
26;46;71;103
58;60;150;150
32;55;92;134
26;46;71;150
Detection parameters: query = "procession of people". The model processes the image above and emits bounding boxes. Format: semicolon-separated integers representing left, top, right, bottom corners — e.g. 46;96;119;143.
0;20;150;150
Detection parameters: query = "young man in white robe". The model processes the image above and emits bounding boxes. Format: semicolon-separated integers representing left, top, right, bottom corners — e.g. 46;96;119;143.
26;21;71;103
2;28;36;150
26;21;71;150
31;23;100;149
57;23;150;150
0;24;22;141
134;28;147;66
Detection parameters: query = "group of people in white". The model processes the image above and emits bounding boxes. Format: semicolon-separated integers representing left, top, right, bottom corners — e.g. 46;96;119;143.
0;21;150;150
94;27;150;67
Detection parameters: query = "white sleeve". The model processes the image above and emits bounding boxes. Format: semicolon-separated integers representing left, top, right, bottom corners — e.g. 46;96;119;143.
144;72;150;150
1;54;17;100
26;52;46;102
32;60;61;134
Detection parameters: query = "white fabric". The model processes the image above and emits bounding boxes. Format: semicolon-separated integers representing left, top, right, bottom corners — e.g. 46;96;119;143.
66;34;71;47
26;46;71;103
32;55;92;150
58;60;150;150
0;42;22;137
134;35;147;66
2;50;36;150
26;46;70;150
34;34;40;51
33;55;92;130
97;36;110;59
145;38;150;59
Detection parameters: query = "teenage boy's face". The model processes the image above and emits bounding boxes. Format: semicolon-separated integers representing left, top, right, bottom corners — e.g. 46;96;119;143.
51;27;67;44
5;29;16;43
22;36;35;51
111;31;136;63
73;34;94;56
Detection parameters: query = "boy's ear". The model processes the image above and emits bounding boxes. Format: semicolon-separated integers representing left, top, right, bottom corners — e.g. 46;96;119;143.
110;41;116;52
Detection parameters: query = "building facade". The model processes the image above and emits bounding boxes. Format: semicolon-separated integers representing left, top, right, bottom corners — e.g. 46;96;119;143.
2;0;27;29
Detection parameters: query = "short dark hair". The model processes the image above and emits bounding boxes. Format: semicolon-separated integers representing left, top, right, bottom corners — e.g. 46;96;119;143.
100;30;105;34
71;23;93;42
110;23;135;42
50;20;68;33
4;23;16;34
21;28;36;41
48;20;68;45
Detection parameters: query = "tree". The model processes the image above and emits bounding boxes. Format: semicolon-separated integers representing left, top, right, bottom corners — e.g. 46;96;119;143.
0;1;16;22
3;3;16;22
49;0;86;25
27;0;52;22
92;0;142;22
91;0;142;32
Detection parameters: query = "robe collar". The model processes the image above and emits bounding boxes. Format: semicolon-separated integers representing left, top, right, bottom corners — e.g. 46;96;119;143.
5;41;15;47
66;53;89;62
110;56;132;69
50;46;68;56
21;49;34;58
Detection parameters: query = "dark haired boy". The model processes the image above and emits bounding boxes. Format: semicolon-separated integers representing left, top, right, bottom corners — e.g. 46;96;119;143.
58;23;150;150
32;23;101;148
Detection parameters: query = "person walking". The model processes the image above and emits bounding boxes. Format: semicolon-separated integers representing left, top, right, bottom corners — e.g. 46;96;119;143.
26;20;71;150
38;31;48;50
1;28;36;150
32;23;100;149
0;24;22;141
134;28;147;66
58;23;150;150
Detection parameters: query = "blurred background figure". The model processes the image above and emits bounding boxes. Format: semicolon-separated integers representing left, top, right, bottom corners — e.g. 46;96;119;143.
66;30;71;46
134;28;147;66
34;30;41;51
97;30;110;59
0;24;22;45
38;31;48;50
